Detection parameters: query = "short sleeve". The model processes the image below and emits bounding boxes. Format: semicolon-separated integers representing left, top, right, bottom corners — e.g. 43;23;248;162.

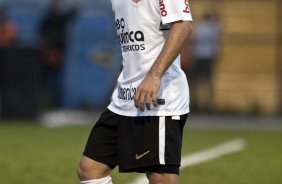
159;0;193;24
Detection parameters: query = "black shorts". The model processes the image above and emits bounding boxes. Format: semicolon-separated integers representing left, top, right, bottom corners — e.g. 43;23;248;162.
83;109;187;174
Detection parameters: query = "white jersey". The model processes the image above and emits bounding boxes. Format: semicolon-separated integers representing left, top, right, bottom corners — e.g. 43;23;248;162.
108;0;193;116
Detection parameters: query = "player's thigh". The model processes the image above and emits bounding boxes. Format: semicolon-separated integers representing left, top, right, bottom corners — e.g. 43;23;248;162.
146;172;179;184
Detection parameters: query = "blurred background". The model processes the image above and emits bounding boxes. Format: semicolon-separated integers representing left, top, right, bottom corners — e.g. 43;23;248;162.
0;0;281;183
0;0;121;120
182;0;282;116
0;0;281;120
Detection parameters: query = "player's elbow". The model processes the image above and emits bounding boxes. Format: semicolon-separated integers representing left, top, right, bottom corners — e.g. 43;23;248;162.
183;21;193;40
170;20;193;41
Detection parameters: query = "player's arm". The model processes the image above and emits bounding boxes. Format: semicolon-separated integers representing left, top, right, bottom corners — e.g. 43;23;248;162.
134;20;192;111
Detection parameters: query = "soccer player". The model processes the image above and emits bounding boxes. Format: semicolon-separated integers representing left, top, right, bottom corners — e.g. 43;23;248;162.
77;0;193;183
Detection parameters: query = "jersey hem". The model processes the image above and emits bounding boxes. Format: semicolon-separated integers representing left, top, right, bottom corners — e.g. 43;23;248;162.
107;106;190;117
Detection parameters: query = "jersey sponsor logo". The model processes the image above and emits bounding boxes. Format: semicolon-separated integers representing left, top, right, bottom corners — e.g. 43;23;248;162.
135;150;150;160
159;0;167;17
116;18;146;52
183;0;191;13
118;84;137;101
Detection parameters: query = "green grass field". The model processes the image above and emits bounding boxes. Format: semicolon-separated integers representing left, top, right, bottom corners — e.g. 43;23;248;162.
0;120;282;184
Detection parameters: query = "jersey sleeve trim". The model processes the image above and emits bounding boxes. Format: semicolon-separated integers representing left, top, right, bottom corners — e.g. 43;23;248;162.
161;13;193;24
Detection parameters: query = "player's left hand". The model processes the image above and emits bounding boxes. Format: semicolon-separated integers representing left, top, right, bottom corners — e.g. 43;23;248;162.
134;74;161;111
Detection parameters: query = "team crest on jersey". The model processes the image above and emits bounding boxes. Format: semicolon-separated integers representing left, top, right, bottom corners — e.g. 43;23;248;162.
131;0;143;7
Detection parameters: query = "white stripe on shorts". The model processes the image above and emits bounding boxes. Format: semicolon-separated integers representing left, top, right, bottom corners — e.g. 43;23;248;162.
159;116;166;165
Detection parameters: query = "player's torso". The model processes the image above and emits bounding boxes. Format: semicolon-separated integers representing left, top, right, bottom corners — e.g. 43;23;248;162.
112;0;167;82
109;0;190;116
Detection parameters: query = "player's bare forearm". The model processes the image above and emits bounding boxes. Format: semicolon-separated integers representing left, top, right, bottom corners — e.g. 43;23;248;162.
134;21;192;111
149;21;192;78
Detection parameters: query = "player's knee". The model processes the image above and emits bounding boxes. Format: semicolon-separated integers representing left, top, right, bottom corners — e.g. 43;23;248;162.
147;173;163;184
77;156;112;181
77;162;88;180
77;161;100;180
146;172;178;184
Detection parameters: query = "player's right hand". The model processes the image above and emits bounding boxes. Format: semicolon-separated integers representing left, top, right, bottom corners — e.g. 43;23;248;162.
134;74;161;111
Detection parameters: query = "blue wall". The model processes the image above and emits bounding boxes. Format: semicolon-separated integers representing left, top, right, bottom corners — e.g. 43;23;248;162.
1;0;121;109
